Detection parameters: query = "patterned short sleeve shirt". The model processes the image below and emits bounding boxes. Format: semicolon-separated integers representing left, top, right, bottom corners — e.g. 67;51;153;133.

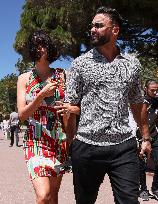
65;48;143;146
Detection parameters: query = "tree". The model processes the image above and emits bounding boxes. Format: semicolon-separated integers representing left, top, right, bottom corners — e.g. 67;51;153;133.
139;56;158;82
15;58;33;74
14;0;158;80
0;74;18;114
14;0;100;60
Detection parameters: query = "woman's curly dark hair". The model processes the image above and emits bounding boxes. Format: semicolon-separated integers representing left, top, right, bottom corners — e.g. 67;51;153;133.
28;30;59;64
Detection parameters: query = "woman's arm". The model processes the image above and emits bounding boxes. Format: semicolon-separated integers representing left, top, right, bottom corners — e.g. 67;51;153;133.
17;72;58;122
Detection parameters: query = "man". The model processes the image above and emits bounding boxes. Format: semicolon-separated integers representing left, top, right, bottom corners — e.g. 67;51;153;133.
137;79;158;201
65;7;151;204
9;108;20;147
2;115;10;139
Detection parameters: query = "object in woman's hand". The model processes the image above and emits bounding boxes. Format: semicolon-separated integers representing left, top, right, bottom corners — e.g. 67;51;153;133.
44;96;55;106
46;113;55;131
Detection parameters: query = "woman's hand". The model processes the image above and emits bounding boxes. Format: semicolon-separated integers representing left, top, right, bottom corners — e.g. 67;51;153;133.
41;81;58;98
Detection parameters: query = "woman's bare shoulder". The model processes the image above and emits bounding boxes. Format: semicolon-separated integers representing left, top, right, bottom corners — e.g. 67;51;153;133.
18;71;32;87
18;71;32;81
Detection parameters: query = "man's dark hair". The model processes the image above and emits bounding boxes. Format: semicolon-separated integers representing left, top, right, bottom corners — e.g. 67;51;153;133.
28;29;59;64
96;7;123;28
145;79;157;88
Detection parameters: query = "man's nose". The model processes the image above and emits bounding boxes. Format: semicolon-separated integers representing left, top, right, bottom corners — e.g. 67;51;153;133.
91;26;97;33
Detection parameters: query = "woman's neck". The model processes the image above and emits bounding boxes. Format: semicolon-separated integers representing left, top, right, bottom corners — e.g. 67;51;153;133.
35;60;52;80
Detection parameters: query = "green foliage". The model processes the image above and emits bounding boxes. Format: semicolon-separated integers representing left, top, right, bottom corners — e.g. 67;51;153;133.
14;29;31;61
0;74;18;114
13;0;100;62
14;0;158;78
15;58;33;74
139;56;158;83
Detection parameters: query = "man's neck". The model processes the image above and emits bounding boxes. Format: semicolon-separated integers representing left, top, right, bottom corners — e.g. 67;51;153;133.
97;44;119;62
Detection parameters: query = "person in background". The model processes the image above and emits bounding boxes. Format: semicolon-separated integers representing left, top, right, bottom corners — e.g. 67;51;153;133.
65;7;151;204
9;108;20;147
137;79;158;201
2;115;10;139
0;113;3;129
17;29;79;204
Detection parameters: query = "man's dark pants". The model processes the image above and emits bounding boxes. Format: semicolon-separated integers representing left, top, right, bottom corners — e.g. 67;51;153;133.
151;139;158;191
70;137;139;204
10;125;19;146
139;138;158;192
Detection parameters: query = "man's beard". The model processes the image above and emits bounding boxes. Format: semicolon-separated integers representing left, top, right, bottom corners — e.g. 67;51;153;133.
91;35;110;47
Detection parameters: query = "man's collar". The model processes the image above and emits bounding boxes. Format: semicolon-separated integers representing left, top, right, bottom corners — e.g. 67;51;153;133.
92;47;126;60
87;47;134;62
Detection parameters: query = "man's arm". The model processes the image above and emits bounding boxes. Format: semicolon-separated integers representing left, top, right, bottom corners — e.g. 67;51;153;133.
63;59;82;143
63;113;77;144
130;103;151;158
8;114;11;127
57;104;80;144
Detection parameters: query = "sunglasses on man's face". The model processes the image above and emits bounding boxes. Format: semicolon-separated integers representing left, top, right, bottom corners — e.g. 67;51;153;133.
90;22;105;29
90;22;113;30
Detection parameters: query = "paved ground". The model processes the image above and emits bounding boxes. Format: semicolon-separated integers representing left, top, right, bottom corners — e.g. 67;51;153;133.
0;130;158;204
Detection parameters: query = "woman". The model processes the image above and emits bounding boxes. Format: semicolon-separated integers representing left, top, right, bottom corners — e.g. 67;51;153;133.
17;30;79;204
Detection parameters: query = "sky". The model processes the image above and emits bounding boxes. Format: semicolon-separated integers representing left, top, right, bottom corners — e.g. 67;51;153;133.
0;0;71;79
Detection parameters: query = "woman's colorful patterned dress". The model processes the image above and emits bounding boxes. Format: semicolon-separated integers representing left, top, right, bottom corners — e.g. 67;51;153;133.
24;68;67;180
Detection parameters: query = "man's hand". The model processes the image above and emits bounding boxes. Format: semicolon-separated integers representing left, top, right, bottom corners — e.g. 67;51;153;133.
140;141;152;159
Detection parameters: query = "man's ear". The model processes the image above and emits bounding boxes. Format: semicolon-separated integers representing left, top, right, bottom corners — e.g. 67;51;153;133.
144;87;147;95
112;25;120;36
144;87;147;92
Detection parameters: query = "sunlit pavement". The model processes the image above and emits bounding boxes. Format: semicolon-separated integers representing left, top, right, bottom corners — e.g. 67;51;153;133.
0;129;157;204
